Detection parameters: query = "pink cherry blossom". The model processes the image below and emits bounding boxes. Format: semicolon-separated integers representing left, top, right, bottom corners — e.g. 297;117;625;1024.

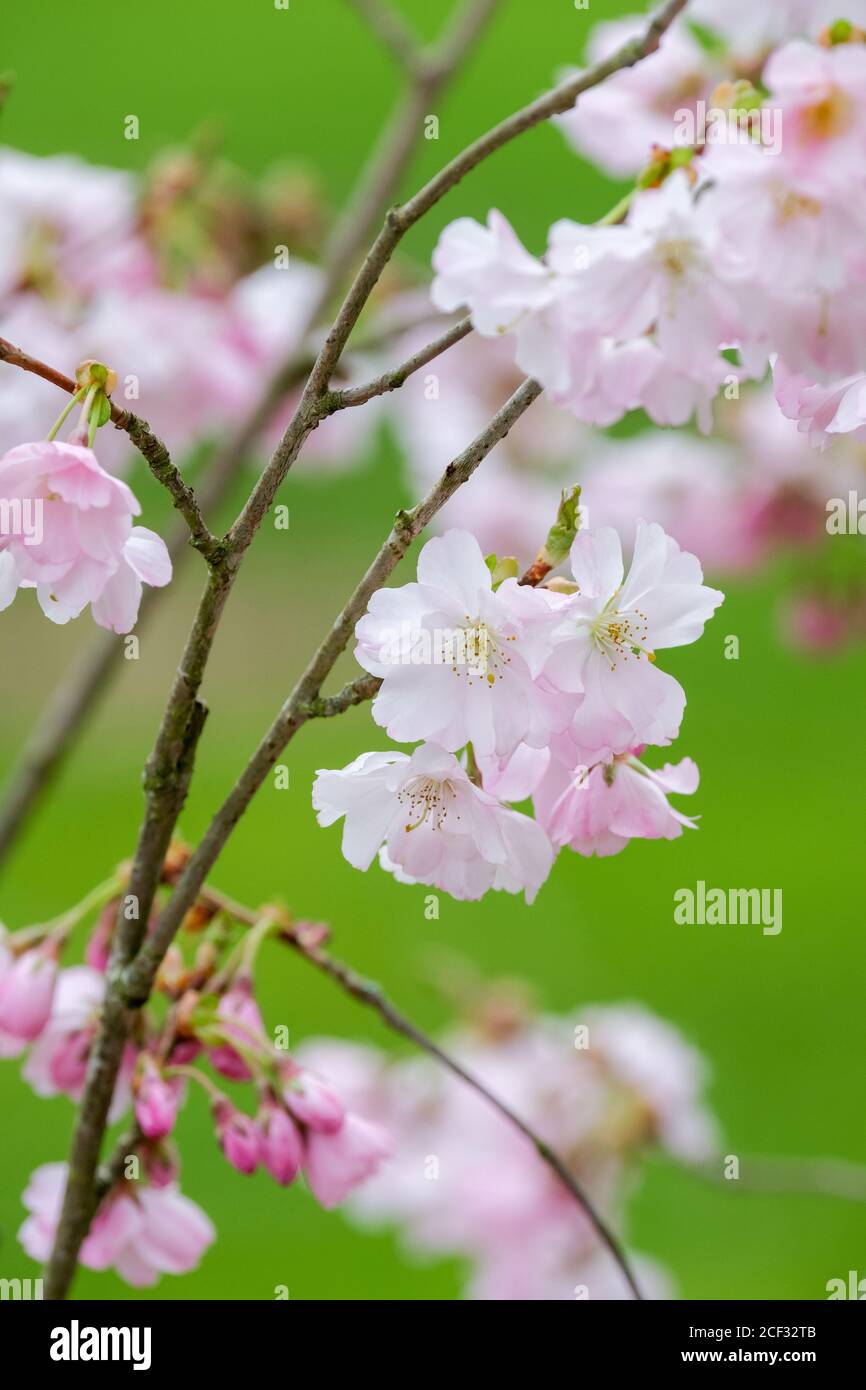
90;526;172;633
774;361;866;450
283;1068;345;1134
431;209;555;334
303;1112;393;1210
18;1162;215;1287
0;941;57;1044
313;742;554;904
355;529;567;758
543;521;724;764
763;38;866;173
553;16;718;177
23;965;135;1120
0;439;170;630
532;749;699;859
0;149;141;304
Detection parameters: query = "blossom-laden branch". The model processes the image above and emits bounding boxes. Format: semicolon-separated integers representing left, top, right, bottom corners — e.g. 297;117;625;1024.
121;378;544;1007
0;0;498;871
42;0;688;1298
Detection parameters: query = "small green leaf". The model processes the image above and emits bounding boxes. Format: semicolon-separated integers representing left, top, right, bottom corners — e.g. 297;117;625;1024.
541;485;582;569
485;554;519;589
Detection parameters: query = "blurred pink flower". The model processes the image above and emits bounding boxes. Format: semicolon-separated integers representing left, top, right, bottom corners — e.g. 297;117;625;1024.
304;1113;393;1210
19;1162;215;1287
0;941;57;1046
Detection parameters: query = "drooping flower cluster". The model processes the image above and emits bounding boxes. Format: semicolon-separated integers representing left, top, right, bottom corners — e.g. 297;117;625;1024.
2;854;392;1289
314;522;722;898
297;990;718;1300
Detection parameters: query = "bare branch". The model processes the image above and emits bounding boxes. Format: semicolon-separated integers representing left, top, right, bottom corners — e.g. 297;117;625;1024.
346;0;422;70
328;315;472;409
691;1154;866;1204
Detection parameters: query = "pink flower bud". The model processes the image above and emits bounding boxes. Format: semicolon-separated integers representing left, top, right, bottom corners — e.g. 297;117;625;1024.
0;945;57;1042
304;1113;393;1210
208;979;266;1081
85;902;116;972
283;1069;345;1134
260;1102;303;1186
214;1101;261;1175
142;1142;179;1189
134;1065;179;1140
169;1037;203;1066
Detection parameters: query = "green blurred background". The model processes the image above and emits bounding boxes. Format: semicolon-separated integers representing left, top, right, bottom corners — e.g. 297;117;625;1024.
1;0;864;1301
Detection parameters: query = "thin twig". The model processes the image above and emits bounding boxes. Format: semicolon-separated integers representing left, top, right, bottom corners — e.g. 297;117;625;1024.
328;316;472;409
196;884;644;1298
283;924;644;1299
346;0;422;70
690;1155;866;1204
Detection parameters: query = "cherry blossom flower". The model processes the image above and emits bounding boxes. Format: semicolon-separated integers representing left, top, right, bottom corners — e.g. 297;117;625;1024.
763;38;866;175
90;527;172;634
355;529;567;758
553;16;718;177
313;743;554;904
303;1112;393;1210
774;362;866;450
22;965;135;1120
0;440;170;630
543;522;724;764
18;1162;215;1287
0;149;141;305
0;941;57;1048
282;1068;345;1134
532;749;700;859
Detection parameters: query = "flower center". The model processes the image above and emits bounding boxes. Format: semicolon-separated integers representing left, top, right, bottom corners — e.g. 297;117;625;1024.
801;87;855;143
398;777;456;832
655;237;699;279
448;618;516;686
590;599;654;670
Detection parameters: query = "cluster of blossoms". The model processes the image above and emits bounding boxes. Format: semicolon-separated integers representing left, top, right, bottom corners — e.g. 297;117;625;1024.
313;521;723;900
432;30;866;437
0;145;377;471
297;989;718;1300
3;851;392;1287
373;11;866;656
